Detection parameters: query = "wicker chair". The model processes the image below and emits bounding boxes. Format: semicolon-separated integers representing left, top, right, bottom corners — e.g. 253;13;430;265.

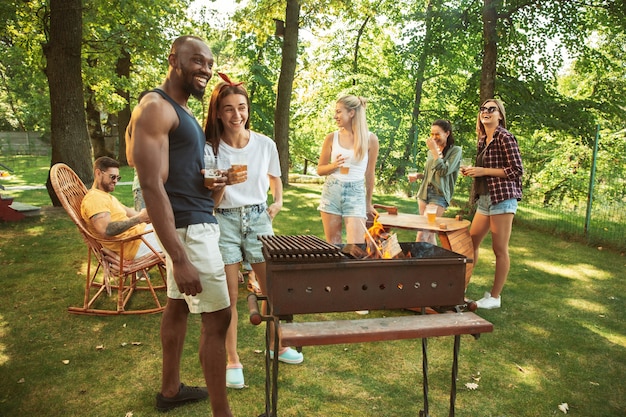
50;163;167;315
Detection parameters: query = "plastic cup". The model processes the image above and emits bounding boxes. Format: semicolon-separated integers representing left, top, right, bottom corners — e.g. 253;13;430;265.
204;157;220;187
230;154;247;173
339;156;351;174
461;158;472;169
230;154;247;184
426;204;437;224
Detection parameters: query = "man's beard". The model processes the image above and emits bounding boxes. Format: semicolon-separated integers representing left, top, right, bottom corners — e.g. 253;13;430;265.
181;67;206;100
190;88;205;101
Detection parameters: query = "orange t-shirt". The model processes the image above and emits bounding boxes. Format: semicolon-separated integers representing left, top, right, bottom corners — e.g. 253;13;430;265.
80;189;145;259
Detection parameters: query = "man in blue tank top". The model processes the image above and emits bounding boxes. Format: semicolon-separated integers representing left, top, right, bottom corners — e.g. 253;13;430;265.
127;36;234;416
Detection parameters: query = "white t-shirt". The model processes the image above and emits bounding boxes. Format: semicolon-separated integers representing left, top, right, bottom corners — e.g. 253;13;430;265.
329;131;369;182
205;131;281;208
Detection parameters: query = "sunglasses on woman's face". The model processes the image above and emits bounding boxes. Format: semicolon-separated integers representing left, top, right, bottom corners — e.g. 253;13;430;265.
479;106;498;114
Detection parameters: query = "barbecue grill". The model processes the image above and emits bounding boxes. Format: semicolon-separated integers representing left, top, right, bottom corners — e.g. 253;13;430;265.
259;234;469;315
250;234;493;417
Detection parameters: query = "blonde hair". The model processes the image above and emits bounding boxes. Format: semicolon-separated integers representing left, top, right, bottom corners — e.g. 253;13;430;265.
337;95;369;161
476;98;507;138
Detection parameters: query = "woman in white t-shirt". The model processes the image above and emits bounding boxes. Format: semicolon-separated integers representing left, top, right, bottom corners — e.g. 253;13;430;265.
204;73;302;390
317;95;380;244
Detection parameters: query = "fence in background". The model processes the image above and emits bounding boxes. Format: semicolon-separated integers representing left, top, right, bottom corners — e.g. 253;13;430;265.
0;132;50;156
454;169;625;252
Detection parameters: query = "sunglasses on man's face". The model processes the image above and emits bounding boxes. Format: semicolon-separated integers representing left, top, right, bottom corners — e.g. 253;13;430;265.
108;174;122;181
479;106;498;114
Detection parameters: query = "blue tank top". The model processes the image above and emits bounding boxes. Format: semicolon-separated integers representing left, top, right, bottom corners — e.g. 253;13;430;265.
152;89;216;228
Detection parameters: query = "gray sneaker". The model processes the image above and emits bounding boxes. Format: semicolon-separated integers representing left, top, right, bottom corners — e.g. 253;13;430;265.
476;292;501;309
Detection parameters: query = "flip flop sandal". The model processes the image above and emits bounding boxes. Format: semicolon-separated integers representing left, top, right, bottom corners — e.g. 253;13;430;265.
247;274;262;294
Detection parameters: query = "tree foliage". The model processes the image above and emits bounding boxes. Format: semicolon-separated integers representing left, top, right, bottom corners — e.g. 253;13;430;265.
0;0;624;210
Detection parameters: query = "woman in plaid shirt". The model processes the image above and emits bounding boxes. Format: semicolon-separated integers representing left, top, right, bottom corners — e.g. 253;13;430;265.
461;99;523;309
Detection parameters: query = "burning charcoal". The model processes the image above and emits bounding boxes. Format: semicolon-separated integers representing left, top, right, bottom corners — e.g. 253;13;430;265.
341;244;368;259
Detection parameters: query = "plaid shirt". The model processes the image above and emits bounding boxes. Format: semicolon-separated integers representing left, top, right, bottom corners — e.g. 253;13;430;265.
475;125;523;204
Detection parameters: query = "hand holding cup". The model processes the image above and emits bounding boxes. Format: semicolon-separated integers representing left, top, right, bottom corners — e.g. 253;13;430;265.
204;156;227;189
460;158;472;176
339;155;351;174
407;171;424;183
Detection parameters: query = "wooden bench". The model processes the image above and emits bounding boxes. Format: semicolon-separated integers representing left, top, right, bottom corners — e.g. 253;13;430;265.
249;294;493;417
279;312;492;346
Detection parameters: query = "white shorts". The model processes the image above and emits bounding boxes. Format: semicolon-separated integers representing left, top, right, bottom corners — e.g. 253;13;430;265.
164;223;230;314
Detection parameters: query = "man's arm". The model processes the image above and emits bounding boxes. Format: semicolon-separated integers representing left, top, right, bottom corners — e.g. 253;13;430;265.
89;208;147;237
128;92;202;296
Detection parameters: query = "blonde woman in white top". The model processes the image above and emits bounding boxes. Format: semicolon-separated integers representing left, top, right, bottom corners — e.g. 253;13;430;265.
317;95;379;244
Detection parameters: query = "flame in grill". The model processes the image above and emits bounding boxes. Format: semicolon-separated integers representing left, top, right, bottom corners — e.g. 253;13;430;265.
364;215;405;259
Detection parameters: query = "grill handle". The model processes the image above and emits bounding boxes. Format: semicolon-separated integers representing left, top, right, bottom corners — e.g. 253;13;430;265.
247;293;263;326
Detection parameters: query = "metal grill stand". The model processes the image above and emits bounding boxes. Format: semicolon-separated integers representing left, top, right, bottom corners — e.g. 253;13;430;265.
250;235;493;417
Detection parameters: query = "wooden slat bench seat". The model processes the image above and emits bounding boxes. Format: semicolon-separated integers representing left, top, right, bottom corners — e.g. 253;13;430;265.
279;312;492;347
250;292;493;417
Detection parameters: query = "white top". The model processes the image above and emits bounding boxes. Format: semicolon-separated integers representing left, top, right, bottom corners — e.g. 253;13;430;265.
329;131;368;182
204;131;281;208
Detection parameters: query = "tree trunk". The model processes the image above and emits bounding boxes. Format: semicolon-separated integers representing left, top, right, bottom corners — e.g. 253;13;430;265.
404;0;434;178
43;0;93;203
352;15;371;85
86;88;108;159
274;0;300;186
480;0;498;103
116;49;131;164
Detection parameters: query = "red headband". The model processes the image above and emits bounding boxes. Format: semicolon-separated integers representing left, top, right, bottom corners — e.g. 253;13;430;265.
217;72;244;87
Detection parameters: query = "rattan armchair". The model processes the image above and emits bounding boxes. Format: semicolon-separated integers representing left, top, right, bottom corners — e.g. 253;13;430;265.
50;163;167;315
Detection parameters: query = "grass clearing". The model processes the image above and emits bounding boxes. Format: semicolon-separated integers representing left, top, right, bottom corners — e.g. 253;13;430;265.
1;170;625;416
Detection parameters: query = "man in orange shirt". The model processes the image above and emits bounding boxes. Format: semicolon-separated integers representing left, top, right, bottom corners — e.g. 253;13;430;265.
81;156;161;259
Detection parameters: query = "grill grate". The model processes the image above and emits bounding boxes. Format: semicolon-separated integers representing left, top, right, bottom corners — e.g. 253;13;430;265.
258;235;344;262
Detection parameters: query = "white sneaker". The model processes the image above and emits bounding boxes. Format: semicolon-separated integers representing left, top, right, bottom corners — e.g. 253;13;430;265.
269;347;304;364
476;292;501;309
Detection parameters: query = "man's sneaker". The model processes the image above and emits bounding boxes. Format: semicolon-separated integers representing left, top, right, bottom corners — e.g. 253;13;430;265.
476;292;501;309
156;383;208;411
269;347;304;364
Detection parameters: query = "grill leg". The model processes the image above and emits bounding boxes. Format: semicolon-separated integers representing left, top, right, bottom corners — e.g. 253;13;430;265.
260;317;272;417
420;337;430;417
448;335;461;417
271;317;280;417
259;316;281;417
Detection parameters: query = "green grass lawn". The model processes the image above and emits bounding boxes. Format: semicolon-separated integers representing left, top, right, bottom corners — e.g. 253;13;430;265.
1;168;625;416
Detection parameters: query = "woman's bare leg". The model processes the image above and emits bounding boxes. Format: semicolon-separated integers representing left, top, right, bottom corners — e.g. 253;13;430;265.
488;213;514;298
224;263;241;366
321;212;343;244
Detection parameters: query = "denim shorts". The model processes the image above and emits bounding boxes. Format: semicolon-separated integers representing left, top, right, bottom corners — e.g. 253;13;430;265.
317;176;366;218
133;188;145;211
215;203;273;265
164;223;230;314
419;185;449;209
476;194;518;216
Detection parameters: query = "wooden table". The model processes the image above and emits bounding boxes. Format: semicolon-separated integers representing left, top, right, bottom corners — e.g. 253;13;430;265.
377;212;473;287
